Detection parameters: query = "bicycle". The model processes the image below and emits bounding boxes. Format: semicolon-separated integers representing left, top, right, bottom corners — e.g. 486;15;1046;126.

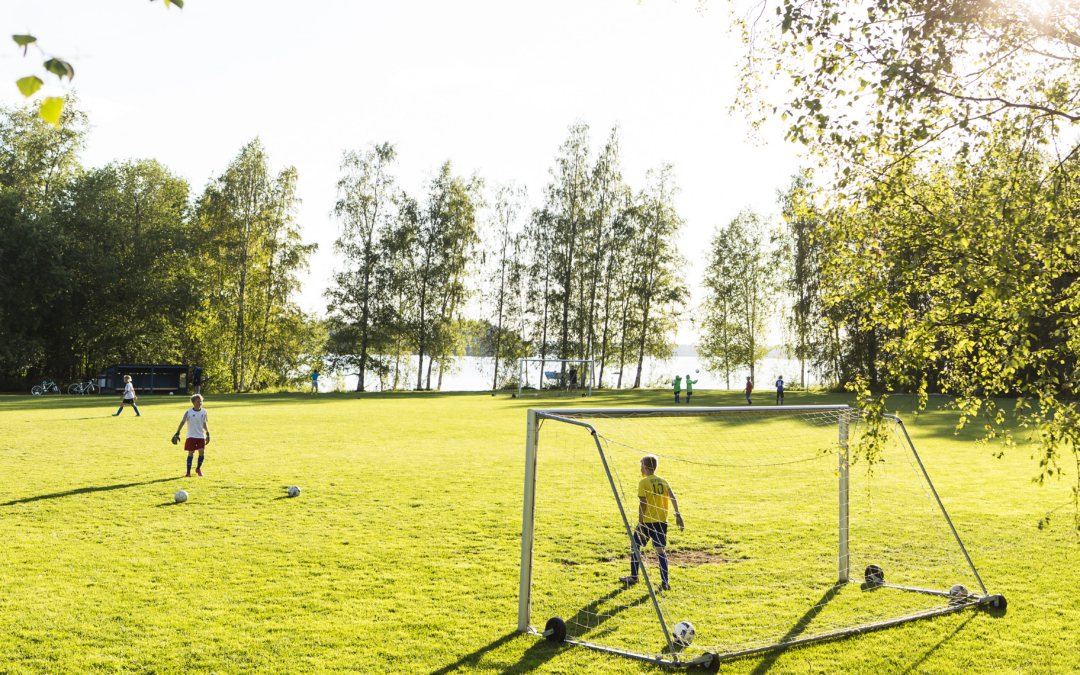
31;380;61;395
67;380;99;395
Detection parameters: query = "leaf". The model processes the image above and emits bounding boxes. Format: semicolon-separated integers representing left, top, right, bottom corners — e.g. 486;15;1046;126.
43;58;74;81
12;34;36;47
161;0;185;6
16;75;43;97
39;97;64;126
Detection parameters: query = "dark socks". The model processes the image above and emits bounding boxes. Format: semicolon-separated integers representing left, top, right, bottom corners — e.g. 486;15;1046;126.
132;404;140;416
197;455;204;470
659;551;669;584
630;547;640;578
186;455;193;473
115;405;124;415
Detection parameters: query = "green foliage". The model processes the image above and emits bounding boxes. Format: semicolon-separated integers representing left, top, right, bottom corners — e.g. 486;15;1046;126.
15;76;42;98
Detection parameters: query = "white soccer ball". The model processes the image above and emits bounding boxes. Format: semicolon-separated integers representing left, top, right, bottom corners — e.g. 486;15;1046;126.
169;392;174;395
175;490;188;503
949;584;969;600
672;620;695;647
288;486;301;498
695;369;699;373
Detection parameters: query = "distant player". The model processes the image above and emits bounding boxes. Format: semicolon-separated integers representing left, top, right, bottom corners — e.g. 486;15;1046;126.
311;370;319;394
775;376;785;405
745;376;753;405
672;375;683;403
112;375;140;417
569;366;578;392
192;364;203;395
620;454;684;591
173;394;210;478
684;374;698;404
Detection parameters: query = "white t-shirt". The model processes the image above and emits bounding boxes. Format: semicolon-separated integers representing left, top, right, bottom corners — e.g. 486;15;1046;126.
123;382;135;400
183;408;208;439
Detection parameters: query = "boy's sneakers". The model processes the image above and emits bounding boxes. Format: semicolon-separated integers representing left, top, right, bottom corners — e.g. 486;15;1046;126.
196;469;203;477
185;472;191;478
619;576;639;585
660;583;672;591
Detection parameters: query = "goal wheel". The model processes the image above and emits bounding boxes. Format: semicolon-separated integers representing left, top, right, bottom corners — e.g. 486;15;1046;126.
864;564;885;585
983;594;1008;612
543;617;567;643
700;652;721;673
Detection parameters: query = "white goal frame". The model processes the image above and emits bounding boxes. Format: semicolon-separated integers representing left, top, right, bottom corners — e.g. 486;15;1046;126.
517;406;1005;670
517;359;594;398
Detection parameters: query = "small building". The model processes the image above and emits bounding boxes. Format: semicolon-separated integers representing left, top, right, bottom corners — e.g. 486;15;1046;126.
98;364;189;395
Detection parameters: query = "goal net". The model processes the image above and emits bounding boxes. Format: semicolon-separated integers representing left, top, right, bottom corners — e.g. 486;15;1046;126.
517;406;1003;668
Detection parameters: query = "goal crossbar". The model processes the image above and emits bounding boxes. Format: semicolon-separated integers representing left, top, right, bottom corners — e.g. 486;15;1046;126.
518;405;1003;668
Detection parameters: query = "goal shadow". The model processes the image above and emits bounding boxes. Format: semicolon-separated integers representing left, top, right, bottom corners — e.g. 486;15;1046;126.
1;477;182;506
744;582;846;675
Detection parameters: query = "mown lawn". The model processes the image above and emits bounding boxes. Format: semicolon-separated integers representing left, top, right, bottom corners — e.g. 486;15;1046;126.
0;389;1075;674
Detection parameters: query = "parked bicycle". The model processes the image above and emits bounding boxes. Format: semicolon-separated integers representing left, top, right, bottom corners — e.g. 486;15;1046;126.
31;380;61;395
67;380;99;395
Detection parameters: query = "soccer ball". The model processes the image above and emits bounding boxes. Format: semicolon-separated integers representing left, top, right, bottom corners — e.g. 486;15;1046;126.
288;486;301;498
949;584;969;600
175;490;188;503
695;369;699;373
672;620;695;647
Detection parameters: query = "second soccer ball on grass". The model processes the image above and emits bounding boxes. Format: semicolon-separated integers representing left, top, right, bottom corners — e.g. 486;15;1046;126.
288;486;301;498
672;621;695;647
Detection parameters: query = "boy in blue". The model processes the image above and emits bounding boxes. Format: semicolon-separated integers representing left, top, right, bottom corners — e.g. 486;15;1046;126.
775;376;784;405
310;370;319;394
619;454;685;591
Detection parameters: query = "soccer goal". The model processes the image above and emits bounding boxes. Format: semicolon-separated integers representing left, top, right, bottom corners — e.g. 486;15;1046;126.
517;406;1005;670
517;359;594;398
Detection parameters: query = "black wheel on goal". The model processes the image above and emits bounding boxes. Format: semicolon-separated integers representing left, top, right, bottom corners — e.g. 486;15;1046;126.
543;617;567;643
701;652;721;673
864;564;885;585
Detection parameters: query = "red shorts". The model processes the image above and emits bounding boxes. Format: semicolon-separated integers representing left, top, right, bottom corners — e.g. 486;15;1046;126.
184;438;206;451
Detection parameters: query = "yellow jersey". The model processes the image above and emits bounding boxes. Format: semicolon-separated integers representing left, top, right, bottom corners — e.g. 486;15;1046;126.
638;475;673;524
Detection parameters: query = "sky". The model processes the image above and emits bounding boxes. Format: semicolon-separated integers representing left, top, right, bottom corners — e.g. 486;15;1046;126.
2;0;806;342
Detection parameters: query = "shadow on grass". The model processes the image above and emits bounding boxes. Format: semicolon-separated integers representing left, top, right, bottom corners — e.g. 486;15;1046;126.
897;613;975;675
1;477;181;506
744;582;846;675
426;588;650;675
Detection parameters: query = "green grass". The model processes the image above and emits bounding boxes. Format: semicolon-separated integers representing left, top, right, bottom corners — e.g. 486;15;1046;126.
0;389;1075;674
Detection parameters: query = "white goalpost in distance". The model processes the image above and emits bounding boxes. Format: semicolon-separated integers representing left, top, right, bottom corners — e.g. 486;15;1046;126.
517;406;1005;670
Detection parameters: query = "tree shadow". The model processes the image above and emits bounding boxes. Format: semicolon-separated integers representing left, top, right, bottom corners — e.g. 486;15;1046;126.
744;582;846;675
1;477;181;506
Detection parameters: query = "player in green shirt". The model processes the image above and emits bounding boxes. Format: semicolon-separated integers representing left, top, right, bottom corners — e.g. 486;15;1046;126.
684;374;698;404
672;375;683;403
619;454;684;591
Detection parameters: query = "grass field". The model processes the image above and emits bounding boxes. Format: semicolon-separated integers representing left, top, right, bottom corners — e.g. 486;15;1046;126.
1;389;1076;674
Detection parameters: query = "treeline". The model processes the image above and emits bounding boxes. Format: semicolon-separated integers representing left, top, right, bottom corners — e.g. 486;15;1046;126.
326;123;688;392
0;99;321;392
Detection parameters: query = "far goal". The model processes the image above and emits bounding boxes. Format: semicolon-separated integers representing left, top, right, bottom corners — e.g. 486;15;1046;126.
517;359;594;398
517;406;1005;670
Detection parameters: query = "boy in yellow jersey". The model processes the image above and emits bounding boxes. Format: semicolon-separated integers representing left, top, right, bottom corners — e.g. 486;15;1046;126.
620;454;684;591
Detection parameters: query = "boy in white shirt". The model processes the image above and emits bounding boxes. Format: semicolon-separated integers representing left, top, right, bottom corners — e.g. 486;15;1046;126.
173;394;211;477
112;375;140;417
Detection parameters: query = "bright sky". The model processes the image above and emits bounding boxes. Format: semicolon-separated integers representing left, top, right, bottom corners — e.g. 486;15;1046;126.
3;0;804;342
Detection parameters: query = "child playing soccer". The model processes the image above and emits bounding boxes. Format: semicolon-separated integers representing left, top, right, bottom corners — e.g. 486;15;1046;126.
112;375;140;417
173;394;211;477
775;376;785;405
745;376;754;405
620;454;684;591
672;375;683;403
684;374;698;404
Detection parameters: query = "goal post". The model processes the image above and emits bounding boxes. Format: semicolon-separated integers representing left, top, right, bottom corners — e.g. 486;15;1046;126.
517;359;594;398
517;406;1005;668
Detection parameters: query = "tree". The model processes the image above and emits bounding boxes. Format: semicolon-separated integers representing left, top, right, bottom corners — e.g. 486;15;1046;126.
327;143;398;392
196;139;315;392
397;162;482;390
629;165;689;388
483;182;529;390
704;209;776;384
